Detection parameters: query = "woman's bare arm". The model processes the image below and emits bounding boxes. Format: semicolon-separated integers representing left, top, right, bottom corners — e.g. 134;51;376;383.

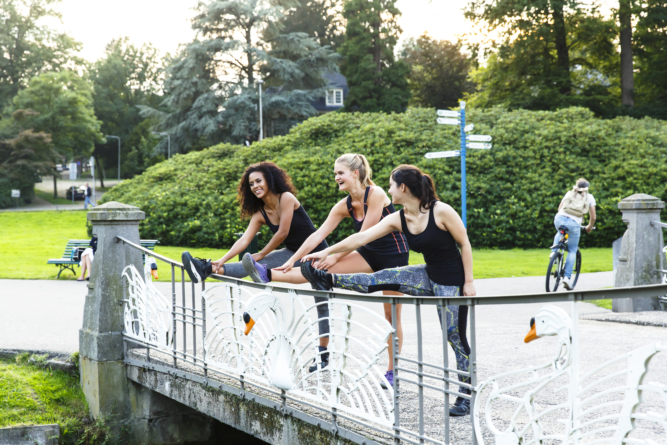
212;214;264;272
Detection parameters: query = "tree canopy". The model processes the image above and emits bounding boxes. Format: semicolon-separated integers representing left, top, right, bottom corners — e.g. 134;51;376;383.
400;34;475;110
0;0;81;108
339;0;410;113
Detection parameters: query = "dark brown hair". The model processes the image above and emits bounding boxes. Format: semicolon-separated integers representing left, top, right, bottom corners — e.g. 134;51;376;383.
237;162;297;219
391;164;440;211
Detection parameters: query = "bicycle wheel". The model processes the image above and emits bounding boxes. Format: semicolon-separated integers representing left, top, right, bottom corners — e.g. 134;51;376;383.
570;250;582;289
546;253;562;292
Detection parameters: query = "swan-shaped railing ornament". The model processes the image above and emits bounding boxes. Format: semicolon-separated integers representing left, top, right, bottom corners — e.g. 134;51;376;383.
474;305;667;444
121;257;172;348
202;282;396;427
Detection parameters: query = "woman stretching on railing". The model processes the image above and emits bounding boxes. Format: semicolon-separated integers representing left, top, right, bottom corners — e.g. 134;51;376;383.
181;161;330;350
242;154;409;382
299;164;476;417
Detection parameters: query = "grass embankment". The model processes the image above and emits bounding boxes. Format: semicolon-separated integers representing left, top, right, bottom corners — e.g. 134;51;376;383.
0;353;87;431
0;211;613;307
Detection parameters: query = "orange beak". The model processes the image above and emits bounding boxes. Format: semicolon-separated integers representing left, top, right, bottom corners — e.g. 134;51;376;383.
151;269;159;280
244;316;255;336
524;317;538;343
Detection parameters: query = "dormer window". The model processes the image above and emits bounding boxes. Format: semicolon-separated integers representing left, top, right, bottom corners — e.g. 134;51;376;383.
326;89;344;106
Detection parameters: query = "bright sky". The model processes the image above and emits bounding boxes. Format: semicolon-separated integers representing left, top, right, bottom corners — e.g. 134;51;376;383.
55;0;474;62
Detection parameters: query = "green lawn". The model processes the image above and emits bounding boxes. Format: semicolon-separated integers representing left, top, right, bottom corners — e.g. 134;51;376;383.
34;189;82;206
0;354;87;431
0;211;613;284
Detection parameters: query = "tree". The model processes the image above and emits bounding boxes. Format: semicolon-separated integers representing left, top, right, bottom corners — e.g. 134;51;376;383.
270;0;345;49
90;38;164;183
9;71;103;197
633;0;667;118
400;34;475;110
465;2;618;114
0;0;82;108
338;0;410;113
145;0;340;150
0;109;55;206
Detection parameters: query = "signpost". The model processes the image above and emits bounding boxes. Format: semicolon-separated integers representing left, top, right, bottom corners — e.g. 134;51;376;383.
427;101;493;227
90;156;96;205
11;189;19;209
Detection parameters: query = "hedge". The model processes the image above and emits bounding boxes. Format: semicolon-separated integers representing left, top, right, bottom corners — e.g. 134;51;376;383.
101;107;667;249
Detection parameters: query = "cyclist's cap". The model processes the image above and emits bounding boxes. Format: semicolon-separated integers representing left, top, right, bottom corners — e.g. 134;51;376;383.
576;180;590;189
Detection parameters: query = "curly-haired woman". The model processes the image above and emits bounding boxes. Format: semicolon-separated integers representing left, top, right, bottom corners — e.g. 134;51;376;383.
182;161;327;282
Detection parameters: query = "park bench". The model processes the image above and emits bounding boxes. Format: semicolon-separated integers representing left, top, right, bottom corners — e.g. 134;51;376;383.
47;239;159;279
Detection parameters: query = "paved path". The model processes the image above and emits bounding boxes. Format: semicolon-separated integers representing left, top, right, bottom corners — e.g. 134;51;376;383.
0;272;614;354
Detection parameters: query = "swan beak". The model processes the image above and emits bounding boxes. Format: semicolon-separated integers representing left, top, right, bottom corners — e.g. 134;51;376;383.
151;269;159;280
244;313;255;336
524;317;538;343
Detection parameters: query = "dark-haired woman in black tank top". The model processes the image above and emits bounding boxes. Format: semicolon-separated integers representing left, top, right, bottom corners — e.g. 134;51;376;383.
243;154;409;381
301;164;476;417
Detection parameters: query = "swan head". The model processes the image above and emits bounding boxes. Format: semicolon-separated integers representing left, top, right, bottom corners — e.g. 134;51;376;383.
524;306;571;344
243;293;280;336
145;257;158;280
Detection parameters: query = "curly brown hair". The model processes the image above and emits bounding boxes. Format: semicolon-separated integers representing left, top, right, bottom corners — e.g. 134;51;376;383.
237;162;297;219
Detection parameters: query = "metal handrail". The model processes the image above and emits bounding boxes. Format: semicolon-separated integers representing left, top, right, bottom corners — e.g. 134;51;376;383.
116;235;667;445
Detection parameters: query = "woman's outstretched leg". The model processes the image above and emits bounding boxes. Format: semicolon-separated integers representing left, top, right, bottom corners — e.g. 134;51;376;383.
328;265;434;297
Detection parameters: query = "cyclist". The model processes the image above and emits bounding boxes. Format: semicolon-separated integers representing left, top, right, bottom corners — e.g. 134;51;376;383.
551;178;596;289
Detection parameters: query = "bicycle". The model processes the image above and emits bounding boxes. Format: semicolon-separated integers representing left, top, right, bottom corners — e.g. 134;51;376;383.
546;225;595;292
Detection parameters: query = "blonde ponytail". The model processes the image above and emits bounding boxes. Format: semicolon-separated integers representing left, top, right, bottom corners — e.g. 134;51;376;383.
335;153;375;188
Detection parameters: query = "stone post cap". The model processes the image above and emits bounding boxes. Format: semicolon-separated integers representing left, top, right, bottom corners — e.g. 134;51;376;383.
617;194;665;210
87;201;145;222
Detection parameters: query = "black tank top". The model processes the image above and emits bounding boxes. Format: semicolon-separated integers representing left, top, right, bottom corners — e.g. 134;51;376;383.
399;205;464;286
259;198;328;253
346;187;408;255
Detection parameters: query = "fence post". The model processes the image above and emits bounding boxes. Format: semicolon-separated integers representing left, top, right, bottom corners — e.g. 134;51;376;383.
79;201;145;419
614;193;665;312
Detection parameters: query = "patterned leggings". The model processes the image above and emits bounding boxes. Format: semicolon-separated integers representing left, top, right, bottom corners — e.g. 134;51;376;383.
332;265;471;395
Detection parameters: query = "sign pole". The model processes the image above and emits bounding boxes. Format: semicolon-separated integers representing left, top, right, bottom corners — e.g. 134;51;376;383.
460;101;467;228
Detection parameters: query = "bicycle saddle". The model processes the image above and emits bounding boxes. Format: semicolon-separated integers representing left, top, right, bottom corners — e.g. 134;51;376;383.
557;226;569;234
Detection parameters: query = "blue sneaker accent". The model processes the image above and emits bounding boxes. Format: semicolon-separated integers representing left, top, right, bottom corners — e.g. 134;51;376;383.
381;370;394;389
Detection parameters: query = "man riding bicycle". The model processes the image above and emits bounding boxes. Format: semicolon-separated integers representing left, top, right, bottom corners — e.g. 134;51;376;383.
551;178;596;290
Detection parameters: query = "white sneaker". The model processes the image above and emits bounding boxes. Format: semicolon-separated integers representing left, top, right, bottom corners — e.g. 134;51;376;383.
562;276;573;290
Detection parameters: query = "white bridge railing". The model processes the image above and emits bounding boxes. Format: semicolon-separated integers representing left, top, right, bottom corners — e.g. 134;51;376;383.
117;236;667;445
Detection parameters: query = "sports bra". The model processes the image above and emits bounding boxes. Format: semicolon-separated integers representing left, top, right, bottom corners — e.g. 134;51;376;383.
259;197;328;253
399;204;464;286
346;187;408;256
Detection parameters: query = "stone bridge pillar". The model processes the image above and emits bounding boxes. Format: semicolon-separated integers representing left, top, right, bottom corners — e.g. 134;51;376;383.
613;194;665;312
79;201;145;418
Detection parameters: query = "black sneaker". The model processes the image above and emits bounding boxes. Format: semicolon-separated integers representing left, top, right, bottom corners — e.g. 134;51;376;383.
308;346;329;373
300;261;332;291
182;251;212;283
449;396;470;417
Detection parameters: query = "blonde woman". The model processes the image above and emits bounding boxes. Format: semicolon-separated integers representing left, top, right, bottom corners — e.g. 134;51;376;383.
243;154;409;383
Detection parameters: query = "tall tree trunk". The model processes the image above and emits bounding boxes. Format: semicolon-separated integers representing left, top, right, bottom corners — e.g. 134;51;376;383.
619;0;634;107
52;172;58;199
372;21;382;86
552;0;571;96
97;157;105;188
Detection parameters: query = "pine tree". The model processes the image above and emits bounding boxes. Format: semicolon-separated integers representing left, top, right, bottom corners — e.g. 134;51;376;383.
339;0;410;113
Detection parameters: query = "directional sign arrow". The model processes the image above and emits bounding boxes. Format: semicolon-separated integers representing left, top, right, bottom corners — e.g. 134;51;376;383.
467;142;492;149
437;109;460;118
464;124;474;132
437;118;460;126
466;135;492;142
425;151;461;159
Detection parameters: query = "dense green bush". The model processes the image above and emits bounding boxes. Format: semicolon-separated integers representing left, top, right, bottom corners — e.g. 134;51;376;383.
102;107;667;249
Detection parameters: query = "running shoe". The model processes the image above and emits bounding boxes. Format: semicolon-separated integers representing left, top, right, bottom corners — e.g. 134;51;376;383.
308;346;329;373
301;261;333;291
182;251;212;283
381;370;394;389
242;253;270;283
449;396;470;417
562;276;573;290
